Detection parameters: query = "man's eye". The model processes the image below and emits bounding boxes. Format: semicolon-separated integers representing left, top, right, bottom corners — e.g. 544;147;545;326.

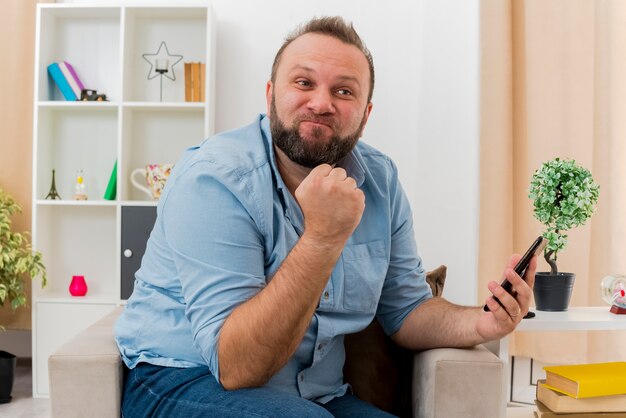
336;89;352;96
296;80;311;87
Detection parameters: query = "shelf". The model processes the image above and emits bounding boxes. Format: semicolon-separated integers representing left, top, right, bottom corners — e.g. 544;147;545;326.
35;199;117;206
125;6;208;19
38;101;119;108
35;106;117;200
39;4;121;19
120;107;203;201
120;200;158;207
36;292;118;305
123;101;205;110
34;205;117;299
37;6;121;102
123;7;207;102
35;199;161;207
34;302;118;395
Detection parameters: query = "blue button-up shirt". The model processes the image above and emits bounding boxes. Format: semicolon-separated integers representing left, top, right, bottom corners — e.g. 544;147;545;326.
115;114;432;403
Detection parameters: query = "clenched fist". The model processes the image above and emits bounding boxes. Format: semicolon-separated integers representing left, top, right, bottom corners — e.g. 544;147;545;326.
295;164;365;246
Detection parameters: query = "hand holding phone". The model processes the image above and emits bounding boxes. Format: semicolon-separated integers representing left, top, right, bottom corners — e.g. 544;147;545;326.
483;236;547;312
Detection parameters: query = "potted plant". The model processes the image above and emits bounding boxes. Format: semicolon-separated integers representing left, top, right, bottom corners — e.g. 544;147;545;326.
0;188;46;403
528;158;600;311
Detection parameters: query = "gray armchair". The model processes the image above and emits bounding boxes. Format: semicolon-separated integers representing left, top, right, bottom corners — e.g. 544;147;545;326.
48;268;505;418
343;265;506;417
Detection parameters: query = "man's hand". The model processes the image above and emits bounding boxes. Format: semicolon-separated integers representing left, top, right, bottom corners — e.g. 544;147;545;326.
295;164;365;245
478;253;538;340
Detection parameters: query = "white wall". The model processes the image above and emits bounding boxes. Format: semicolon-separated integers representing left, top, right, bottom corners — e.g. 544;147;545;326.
0;330;31;357
413;0;480;304
60;0;480;305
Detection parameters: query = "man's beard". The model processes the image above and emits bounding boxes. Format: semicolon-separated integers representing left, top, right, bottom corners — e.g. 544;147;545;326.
270;96;367;168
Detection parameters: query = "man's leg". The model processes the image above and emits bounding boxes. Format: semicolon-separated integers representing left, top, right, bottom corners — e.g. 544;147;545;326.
121;363;333;418
321;393;399;418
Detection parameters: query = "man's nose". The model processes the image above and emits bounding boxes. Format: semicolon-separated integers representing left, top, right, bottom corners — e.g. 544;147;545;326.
307;88;335;114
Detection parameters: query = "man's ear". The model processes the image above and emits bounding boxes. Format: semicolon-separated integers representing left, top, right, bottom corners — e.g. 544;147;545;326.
365;102;373;122
265;81;273;116
359;102;374;136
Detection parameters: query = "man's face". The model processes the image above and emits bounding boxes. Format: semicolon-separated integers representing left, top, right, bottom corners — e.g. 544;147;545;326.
266;33;373;168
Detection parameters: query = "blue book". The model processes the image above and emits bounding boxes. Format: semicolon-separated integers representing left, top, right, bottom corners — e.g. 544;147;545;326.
47;62;77;101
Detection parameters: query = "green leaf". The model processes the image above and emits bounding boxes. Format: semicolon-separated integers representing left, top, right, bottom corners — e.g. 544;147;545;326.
0;188;47;323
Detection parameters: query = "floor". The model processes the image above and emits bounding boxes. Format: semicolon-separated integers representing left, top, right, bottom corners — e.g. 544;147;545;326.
2;360;535;418
507;405;536;418
0;359;49;418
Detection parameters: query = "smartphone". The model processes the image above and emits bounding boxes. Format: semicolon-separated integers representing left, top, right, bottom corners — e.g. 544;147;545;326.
483;236;547;312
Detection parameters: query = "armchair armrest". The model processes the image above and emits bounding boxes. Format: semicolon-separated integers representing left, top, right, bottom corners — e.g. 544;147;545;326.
48;307;124;418
412;345;505;418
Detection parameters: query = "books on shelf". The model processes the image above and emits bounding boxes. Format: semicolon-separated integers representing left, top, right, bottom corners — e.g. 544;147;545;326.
535;400;626;417
47;60;86;101
184;63;192;102
191;62;200;101
184;62;205;102
200;62;206;102
544;362;626;399
47;62;77;101
537;380;626;414
58;61;85;99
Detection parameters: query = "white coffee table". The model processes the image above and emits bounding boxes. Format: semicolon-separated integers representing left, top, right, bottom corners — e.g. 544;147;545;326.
496;306;626;361
491;306;626;411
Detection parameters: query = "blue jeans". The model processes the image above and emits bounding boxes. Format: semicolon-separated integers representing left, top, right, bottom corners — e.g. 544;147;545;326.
122;363;398;418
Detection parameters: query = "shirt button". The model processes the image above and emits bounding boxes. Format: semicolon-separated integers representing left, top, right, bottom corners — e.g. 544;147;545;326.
317;343;325;351
323;291;329;300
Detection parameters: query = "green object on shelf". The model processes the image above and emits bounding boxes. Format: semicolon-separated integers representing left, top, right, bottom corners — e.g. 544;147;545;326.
104;160;117;200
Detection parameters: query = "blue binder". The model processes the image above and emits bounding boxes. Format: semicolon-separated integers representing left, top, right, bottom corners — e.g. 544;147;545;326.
47;62;77;101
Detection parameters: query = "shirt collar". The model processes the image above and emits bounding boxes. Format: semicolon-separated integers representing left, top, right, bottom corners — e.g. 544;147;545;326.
260;115;289;197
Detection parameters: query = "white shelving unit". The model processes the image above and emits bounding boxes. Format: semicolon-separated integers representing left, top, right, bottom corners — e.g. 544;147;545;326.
31;3;215;397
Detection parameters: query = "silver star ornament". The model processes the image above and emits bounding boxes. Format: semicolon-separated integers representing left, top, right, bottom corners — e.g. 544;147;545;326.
142;41;183;81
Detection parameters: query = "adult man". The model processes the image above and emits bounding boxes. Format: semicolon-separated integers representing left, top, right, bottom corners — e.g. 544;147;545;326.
116;16;536;418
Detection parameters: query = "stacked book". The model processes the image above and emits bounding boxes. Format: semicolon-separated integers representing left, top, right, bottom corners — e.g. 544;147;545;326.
184;62;206;102
535;362;626;417
47;61;85;101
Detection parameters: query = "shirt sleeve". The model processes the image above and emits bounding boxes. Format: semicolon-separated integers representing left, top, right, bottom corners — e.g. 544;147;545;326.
376;160;433;336
161;160;266;383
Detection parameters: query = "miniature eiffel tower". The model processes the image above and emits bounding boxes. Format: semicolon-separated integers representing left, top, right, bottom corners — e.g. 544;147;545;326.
45;169;61;200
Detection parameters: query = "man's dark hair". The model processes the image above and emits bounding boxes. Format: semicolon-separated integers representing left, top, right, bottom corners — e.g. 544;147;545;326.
270;16;375;103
